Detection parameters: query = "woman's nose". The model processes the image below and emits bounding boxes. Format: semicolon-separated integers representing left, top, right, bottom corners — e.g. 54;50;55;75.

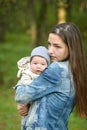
48;47;53;54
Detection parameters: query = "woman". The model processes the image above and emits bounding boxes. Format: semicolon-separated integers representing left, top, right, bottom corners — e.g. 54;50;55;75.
15;22;87;130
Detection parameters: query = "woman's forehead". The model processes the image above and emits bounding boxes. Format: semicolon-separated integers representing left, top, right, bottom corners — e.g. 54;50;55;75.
48;33;64;44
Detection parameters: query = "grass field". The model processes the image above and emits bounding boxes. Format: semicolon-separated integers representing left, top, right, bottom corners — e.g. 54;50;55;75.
0;33;87;130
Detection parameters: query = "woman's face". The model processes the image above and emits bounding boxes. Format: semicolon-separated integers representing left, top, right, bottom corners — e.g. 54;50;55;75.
48;33;69;62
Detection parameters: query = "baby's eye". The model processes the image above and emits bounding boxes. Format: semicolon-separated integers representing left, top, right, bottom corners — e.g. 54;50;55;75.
42;63;47;66
34;63;37;65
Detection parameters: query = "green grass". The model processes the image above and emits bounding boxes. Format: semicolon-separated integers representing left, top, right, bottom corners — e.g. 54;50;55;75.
69;113;87;130
0;33;87;130
0;88;21;130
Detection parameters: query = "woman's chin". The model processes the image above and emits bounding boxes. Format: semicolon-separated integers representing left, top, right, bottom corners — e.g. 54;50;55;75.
51;58;58;62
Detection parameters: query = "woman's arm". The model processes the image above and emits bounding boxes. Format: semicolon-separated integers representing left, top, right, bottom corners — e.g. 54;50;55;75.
15;62;62;104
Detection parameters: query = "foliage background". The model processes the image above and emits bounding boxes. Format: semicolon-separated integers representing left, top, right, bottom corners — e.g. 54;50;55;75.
0;0;87;130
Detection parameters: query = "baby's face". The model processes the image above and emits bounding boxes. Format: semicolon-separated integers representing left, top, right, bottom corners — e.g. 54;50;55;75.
30;56;48;74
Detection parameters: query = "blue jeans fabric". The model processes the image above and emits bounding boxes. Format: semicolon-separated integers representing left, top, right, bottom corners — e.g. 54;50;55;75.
15;61;75;130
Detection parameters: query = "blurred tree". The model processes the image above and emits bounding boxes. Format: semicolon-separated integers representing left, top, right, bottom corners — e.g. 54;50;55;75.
0;0;87;44
70;0;87;40
0;0;17;43
39;0;57;45
57;0;72;23
26;0;56;47
35;0;47;46
57;0;67;23
29;1;36;46
79;0;87;12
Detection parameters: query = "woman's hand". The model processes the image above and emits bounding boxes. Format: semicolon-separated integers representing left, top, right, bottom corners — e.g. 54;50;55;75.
17;104;30;116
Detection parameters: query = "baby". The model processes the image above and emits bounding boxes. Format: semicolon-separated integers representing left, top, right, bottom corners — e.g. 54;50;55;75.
17;46;50;85
16;46;50;130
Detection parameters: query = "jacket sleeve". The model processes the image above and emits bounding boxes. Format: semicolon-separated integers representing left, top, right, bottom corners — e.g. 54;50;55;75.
15;62;63;104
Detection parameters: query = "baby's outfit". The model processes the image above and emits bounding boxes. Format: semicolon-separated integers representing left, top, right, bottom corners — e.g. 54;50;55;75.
17;56;39;130
15;46;50;130
17;56;39;85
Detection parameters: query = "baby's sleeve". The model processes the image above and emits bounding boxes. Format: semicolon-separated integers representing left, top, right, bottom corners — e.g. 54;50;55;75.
17;56;30;78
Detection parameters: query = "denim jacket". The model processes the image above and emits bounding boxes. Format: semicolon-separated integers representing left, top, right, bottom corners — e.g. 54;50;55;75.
15;61;76;130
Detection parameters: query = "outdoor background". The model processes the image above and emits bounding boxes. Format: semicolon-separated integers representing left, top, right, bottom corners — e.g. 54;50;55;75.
0;0;87;130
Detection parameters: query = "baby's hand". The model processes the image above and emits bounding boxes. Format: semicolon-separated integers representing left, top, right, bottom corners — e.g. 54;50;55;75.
17;104;30;116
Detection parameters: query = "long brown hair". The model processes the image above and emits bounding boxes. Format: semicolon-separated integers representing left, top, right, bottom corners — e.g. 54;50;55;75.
51;22;87;117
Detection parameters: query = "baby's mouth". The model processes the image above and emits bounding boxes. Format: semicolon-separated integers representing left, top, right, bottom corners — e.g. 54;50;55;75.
36;70;42;74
